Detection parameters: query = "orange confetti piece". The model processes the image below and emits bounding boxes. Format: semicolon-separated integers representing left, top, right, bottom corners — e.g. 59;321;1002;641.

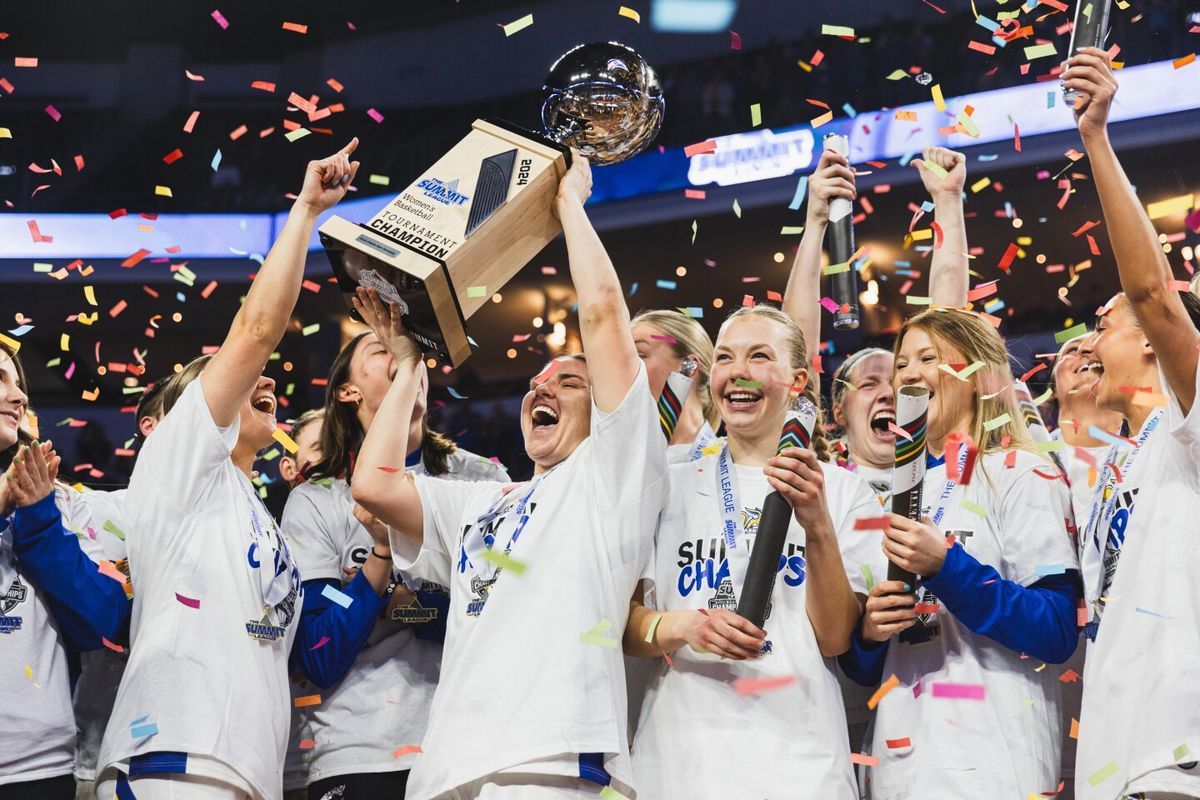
121;249;151;268
326;77;344;92
894;110;918;121
1173;53;1196;69
14;57;38;68
282;21;308;33
868;674;900;710
250;80;276;93
294;694;322;708
851;752;880;767
968;40;997;54
393;745;423;758
684;140;717;158
733;675;797;695
886;737;912;748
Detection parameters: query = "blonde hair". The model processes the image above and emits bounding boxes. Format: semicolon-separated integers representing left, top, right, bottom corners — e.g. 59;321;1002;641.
159;354;214;417
632;309;720;431
717;304;832;462
895;309;1034;456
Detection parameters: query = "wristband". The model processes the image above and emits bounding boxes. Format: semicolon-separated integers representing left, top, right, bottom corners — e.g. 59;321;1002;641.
370;546;392;561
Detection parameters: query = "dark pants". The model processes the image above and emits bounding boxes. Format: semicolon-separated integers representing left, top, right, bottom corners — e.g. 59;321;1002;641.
308;771;409;800
0;774;76;800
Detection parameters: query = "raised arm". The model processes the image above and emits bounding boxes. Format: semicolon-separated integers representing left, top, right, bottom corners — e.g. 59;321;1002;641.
554;155;638;412
201;140;360;426
783;150;857;375
913;146;969;309
348;287;426;542
1067;47;1200;412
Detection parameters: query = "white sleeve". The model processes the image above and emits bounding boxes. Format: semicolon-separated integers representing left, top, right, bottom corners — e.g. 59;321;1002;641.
396;476;503;587
587;362;669;510
996;457;1079;587
1167;351;1200;474
282;483;344;583
130;379;238;513
828;468;889;595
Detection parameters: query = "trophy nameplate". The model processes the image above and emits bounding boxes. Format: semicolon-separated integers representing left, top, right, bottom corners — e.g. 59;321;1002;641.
320;119;571;366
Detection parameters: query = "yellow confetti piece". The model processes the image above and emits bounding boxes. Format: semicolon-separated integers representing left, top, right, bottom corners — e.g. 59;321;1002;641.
24;665;32;681
618;5;640;22
272;428;299;453
1146;193;1194;220
644;613;664;644
285;128;312;142
83;285;97;306
301;323;320;336
867;674;899;710
1024;43;1058;60
467;285;488;298
822;261;850;275
1174;743;1191;762
732;199;741;218
938;361;984;381
154;185;173;198
920;160;948;178
750;103;761;127
960;499;989;516
983;412;1011;431
970;177;991;193
479;548;527;575
886;69;909;80
910;228;933;241
368;174;390;186
0;333;20;354
600;787;632;800
822;24;855;36
931;84;945;112
60;333;70;351
1035;439;1065;454
1087;761;1118;786
0;128;11;139
502;13;534;36
1131;391;1169;408
780;226;805;234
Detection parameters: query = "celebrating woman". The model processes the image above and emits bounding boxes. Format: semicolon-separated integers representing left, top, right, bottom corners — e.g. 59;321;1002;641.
1066;47;1200;800
282;316;506;800
95;140;360;800
353;154;667;799
623;304;884;798
839;308;1080;797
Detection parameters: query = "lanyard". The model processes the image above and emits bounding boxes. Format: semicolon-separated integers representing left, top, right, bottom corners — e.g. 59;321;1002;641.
1080;407;1163;604
927;445;972;527
237;478;297;612
464;470;552;581
686;422;718;463
715;445;752;602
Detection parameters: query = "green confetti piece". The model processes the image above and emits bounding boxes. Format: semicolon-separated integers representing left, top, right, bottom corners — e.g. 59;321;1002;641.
1174;743;1191;762
780;226;805;235
921;160;949;179
466;285;488;298
732;198;742;218
260;447;281;462
1054;322;1089;344
33;262;53;273
1087;761;1118;787
1033;387;1054;405
1035;440;1065;454
905;295;932;306
1024;43;1058;61
644;613;663;644
368;174;390;186
284;128;312;142
691;219;698;244
301;323;320;336
580;618;619;649
960;499;989;517
861;564;876;591
983;412;1011;431
822;24;855;36
599;787;632;800
502;13;534;36
734;378;764;389
103;519;126;541
479;548;527;575
822;261;851;275
750;103;762;127
886;69;909;80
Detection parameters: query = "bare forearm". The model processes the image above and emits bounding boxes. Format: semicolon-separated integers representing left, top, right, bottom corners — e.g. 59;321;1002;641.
783;221;826;380
804;524;860;656
361;550;393;595
352;362;424;533
623;601;690;657
558;200;629;331
929;195;968;309
236;201;319;349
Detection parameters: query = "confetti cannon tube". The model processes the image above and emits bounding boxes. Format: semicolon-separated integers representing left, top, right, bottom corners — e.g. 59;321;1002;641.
888;385;930;587
736;399;819;628
1014;380;1066;475
657;357;699;440
824;133;859;331
1062;0;1113;105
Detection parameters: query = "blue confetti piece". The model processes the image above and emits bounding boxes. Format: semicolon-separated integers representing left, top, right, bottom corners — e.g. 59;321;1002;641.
920;200;935;212
681;306;703;318
1046;91;1056;109
629;282;638;297
1034;564;1066;576
321;583;353;609
176;292;186;303
7;325;34;337
211;148;222;172
656;279;677;290
899;152;915;167
787;175;808;211
894;260;911;267
975;15;999;32
447;387;469;400
130;721;159;738
841;102;857;117
1135;606;1172;619
977;154;999;161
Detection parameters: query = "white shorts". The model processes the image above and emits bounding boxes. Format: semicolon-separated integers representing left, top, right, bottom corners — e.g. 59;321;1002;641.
436;773;602;799
95;773;251;800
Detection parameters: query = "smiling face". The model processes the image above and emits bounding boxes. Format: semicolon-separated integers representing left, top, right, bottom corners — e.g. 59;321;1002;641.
836;351;896;469
893;326;974;449
237;375;279;451
632;321;688;399
710;314;806;444
0;351;29;451
519;357;592;472
1077;294;1156;415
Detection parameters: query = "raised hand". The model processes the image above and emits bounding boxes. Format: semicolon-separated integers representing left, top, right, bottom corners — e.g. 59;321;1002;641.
7;440;60;507
553;150;593;214
806;149;856;226
351;287;423;365
912;146;966;200
1063;47;1118;141
295;137;361;215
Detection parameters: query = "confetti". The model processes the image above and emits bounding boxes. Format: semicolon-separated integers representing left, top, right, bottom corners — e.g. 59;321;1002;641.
155;185;173;197
822;24;855;36
366;107;385;124
734;675;797;695
931;682;985;700
479;549;527;575
960;499;989;516
130;720;159;738
44;104;61;122
599;788;631;800
272;428;299;453
684;140;717;158
467;285;488;298
750;103;762;127
868;674;900;710
851;753;880;767
1087;761;1118;786
393;745;424;758
788;176;808;211
886;737;912;748
175;593;200;609
1035;564;1066;576
1054;323;1089;344
282;21;308;34
580;619;619;648
501;13;534;36
294;694;322;708
447;387;470;400
854;516;891;531
931;84;945;112
730;30;742;49
308;636;331;651
321;584;353;609
1173;53;1196;69
618;6;640;22
1024;43;1058;60
285;128;312;142
211;9;229;29
1146;193;1194;219
163;148;183;165
14;57;39;68
734;378;763;389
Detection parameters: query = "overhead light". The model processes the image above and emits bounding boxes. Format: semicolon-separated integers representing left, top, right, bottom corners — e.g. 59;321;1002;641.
651;0;738;32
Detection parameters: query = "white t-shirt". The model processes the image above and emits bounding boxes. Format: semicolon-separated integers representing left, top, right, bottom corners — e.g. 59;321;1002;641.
283;449;507;783
866;449;1077;800
390;365;667;800
847;462;893;510
632;454;884;799
98;380;304;800
57;486;130;782
0;505;75;784
665;421;718;465
1077;360;1200;800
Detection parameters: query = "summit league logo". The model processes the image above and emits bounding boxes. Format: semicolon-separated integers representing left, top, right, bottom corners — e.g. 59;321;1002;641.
0;576;27;634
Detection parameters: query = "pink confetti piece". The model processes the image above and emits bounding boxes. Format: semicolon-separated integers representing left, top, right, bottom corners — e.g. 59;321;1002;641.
44;104;61;122
74;154;85;171
309;636;331;651
185;69;205;81
366;107;385;124
850;752;880;767
299;739;316;750
393;745;423;758
730;30;742;49
210;9;229;29
820;296;840;314
887;421;913;442
14;57;38;68
684;140;717;158
733;675;796;695
183;110;200;133
175;592;201;609
931;682;985;700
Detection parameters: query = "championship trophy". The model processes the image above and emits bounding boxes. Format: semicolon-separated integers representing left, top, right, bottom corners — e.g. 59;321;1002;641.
319;42;665;365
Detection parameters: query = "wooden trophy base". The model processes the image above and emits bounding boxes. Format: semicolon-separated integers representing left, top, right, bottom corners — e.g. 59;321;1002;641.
320;119;571;366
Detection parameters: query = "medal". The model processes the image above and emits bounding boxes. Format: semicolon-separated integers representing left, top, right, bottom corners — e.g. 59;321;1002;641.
245;606;286;642
391;595;439;624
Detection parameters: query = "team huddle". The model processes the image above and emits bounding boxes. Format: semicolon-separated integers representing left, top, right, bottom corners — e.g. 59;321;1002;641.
2;50;1198;800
